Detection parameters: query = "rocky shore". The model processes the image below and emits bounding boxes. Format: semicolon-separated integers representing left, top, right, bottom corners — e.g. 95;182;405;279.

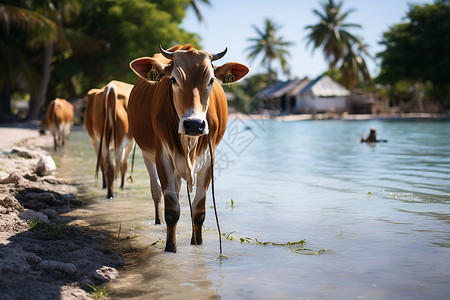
0;125;122;299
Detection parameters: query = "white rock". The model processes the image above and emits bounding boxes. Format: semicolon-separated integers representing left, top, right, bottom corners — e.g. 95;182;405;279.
35;155;56;176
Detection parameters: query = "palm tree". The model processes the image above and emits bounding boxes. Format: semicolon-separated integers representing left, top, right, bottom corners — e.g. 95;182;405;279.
340;43;371;89
184;0;211;24
305;0;371;88
1;0;90;120
0;2;56;117
246;18;293;83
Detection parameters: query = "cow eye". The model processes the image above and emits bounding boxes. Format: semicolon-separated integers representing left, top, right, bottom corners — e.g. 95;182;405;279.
170;77;178;86
208;78;214;86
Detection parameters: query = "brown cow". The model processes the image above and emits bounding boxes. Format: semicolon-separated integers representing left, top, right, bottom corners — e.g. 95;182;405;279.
84;80;134;198
128;44;249;252
40;98;74;151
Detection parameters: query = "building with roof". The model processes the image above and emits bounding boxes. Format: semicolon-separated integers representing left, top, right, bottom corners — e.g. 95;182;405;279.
295;75;350;113
256;78;310;114
257;75;351;114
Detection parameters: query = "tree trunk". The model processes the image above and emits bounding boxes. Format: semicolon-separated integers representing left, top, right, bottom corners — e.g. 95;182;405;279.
28;42;54;120
0;85;12;120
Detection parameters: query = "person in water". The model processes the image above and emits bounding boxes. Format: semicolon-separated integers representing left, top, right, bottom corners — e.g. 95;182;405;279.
361;127;387;143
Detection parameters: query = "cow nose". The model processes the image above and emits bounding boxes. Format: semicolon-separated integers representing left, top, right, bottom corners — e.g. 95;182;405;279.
183;119;206;135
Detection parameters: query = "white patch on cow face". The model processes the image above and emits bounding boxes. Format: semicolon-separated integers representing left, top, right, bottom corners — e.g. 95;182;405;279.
169;55;215;136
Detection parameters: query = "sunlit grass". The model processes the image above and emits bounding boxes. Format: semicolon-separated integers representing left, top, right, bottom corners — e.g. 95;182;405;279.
88;284;110;299
27;218;66;239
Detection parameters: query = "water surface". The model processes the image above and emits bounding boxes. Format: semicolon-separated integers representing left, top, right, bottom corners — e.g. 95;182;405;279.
56;118;450;299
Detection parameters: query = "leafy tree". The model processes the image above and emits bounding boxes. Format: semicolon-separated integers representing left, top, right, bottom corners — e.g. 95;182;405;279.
0;0;57;119
51;0;199;97
304;0;371;89
377;0;450;108
224;73;273;113
246;18;293;83
1;0;200;120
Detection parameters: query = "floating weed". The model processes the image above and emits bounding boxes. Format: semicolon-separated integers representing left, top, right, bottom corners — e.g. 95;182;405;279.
239;237;253;244
227;198;235;209
216;254;229;261
222;232;326;255
149;238;164;247
223;231;235;241
88;284;110;299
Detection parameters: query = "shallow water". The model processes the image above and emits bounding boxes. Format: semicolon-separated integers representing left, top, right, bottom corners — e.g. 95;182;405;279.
56;118;450;299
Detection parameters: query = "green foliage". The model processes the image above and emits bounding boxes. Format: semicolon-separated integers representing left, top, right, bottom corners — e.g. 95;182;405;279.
0;1;57;96
1;0;200;118
224;73;273;113
377;0;450;108
304;0;371;89
53;0;200;95
246;18;294;80
222;232;327;255
88;284;110;299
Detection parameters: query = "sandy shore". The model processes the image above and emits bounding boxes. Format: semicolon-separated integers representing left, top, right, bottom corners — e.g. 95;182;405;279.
228;111;449;121
0;123;122;299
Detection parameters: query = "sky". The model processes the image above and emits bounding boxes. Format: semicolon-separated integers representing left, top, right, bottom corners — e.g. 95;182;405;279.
181;0;433;81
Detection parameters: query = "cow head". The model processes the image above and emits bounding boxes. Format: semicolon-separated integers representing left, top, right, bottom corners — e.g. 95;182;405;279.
130;45;249;136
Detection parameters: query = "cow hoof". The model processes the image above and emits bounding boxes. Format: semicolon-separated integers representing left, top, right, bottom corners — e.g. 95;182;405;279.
106;192;114;199
190;237;203;246
164;240;177;253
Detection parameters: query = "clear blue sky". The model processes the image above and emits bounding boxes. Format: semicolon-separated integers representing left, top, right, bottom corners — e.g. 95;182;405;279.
181;0;433;80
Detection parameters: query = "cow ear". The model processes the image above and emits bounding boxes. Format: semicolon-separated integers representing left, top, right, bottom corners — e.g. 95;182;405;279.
214;62;249;84
129;57;171;82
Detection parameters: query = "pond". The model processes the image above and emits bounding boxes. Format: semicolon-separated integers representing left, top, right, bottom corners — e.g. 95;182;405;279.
56;117;450;299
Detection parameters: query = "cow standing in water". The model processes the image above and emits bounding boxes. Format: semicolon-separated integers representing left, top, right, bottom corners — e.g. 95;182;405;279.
128;44;249;252
84;81;134;198
40;98;74;151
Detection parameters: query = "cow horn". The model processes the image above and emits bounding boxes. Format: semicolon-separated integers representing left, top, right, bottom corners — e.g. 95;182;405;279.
159;45;174;60
211;48;227;61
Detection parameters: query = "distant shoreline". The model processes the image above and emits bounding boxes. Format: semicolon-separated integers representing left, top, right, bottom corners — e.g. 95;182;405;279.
228;112;450;122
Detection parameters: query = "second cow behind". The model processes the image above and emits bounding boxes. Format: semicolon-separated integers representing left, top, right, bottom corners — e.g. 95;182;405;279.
84;80;134;198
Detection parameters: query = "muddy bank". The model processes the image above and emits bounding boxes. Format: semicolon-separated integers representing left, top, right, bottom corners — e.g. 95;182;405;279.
0;126;122;299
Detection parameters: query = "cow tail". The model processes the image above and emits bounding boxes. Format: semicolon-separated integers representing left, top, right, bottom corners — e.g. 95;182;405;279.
95;86;110;181
108;84;120;178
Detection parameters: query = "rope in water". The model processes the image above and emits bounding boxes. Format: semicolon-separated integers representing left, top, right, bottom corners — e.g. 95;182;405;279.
187;183;197;246
208;134;222;256
186;134;222;256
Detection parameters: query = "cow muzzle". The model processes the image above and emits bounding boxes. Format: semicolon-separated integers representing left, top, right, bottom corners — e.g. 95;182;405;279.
180;118;208;136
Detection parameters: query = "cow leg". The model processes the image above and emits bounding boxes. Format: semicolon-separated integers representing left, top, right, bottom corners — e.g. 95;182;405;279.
49;125;57;151
102;146;114;198
119;140;134;190
57;124;63;150
87;136;107;189
191;165;211;246
156;153;180;252
62;122;70;148
143;155;163;224
53;134;58;151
